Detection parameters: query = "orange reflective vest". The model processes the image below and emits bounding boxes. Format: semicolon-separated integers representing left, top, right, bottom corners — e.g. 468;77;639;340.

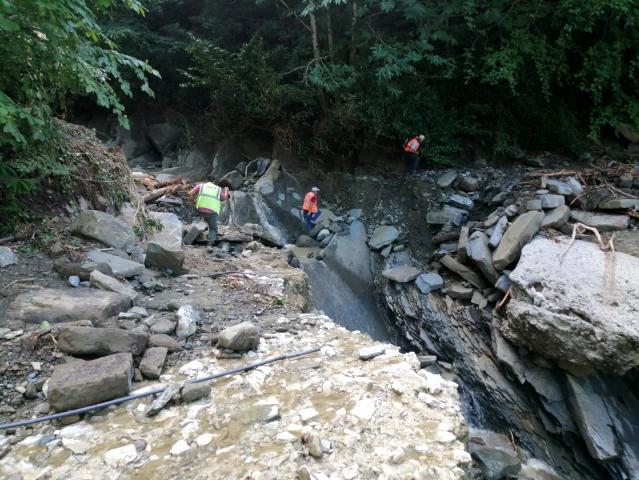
404;137;421;154
303;192;318;213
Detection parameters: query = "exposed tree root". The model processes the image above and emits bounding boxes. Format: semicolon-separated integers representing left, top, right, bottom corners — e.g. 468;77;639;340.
562;223;615;257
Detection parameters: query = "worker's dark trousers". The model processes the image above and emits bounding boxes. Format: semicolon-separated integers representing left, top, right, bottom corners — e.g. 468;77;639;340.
303;210;321;232
403;152;420;176
203;212;218;244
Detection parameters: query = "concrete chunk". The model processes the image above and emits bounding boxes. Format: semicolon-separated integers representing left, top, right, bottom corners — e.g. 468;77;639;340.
48;353;133;411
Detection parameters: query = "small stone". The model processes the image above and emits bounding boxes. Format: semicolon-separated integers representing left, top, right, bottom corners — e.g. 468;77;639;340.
302;430;323;459
196;433;213;447
139;347;167;379
546;179;573;196
359;345;385;360
471;448;522;480
134;439;147;452
445;284;474;300
538;194;565;209
68;276;81;288
218;322;260;352
176;305;199;338
471;291;488;309
62;437;92;454
103;444;138;467
181;383;211;403
447;193;474;210
415;273;444;294
276;431;297;443
351;397;375;421
434;431;456;443
170;439;190;456
148;334;182;352
437;172;458;188
299;407;320;424
459;176;479;192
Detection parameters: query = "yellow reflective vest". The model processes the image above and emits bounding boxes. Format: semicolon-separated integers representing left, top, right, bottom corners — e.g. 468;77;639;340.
195;183;222;213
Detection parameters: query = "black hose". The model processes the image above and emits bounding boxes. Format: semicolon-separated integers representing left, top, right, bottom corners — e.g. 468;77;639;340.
0;346;321;431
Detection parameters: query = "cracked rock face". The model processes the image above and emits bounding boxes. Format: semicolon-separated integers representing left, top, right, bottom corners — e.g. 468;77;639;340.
502;237;639;375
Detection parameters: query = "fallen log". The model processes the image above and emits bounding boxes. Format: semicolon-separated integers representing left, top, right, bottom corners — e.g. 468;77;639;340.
143;185;178;203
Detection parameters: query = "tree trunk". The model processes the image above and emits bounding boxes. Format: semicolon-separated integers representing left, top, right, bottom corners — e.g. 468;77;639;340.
349;0;358;64
326;7;335;62
309;6;329;113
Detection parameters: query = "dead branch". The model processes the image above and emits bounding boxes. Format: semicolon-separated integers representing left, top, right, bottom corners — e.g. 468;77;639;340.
143;185;178;204
562;223;615;257
493;287;512;314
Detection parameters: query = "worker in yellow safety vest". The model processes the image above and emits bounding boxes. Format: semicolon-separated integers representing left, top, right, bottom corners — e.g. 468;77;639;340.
302;187;321;232
189;181;230;245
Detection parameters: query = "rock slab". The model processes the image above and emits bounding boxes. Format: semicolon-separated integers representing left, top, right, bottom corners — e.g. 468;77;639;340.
503;237;639;374
440;255;489;289
0;247;18;268
5;288;130;327
139;347;167;379
57;326;148;356
48;353;133;411
381;266;421;283
467;231;499;283
415;273;444;294
145;212;185;272
569;210;629;231
218;322;260;351
71;210;136;248
90;270;138;301
492;211;544;270
87;250;144;278
368;226;399;250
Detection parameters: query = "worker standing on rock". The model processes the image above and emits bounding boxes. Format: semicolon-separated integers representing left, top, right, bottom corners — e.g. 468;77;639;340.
402;134;425;177
302;187;321;232
189;181;230;245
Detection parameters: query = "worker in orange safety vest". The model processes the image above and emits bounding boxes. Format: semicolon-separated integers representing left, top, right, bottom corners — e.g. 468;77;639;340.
402;134;425;177
302;187;321;232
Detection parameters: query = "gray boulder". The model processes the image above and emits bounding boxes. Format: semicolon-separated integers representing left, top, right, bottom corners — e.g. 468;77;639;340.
569;210;629;231
546;179;573;196
381;266;421;283
183;221;208;245
5;288;130;328
492;211;544;270
181;383;211;403
471;448;521;480
467;231;499;283
436;171;457;188
54;257;113;281
526;199;542;211
296;235;319;248
566;177;584;195
48;353;133;412
539;194;565;209
426;207;466;227
71;210;136;248
0;247;18;268
57;326;148;356
218;322;260;352
145;212;185;272
415;273;444;294
597;198;639;210
87;250;144;278
459;175;479;192
139;347;167;379
316;229;331;242
503;237;639;374
447;194;474;210
368;226;399;250
541;205;570;229
146;123;183;154
90;270;138;302
219;170;246;190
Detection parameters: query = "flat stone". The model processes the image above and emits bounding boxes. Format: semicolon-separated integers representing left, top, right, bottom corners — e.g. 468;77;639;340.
503;237;639;374
445;284;474;300
145;212;184;273
467;231;499;283
139;347;167;379
526;199;542;211
5;288;130;327
170;439;190;456
569;210;629;231
90;270;138;302
471;291;488;309
437;172;458;188
493;211;544;270
71;210;136;249
359;345;385;360
415;273;444;294
538;194;565;209
54;258;113;281
0;247;18;268
48;353;133;411
149;318;176;335
597;198;639;210
218;322;260;352
181;382;211;403
87;250;144;278
447;194;474;210
541;205;570;229
57;326;148;356
368;226;399;250
299;407;320;423
440;255;489;289
488;217;508;249
471;448;521;480
546;179;573;196
381;266;421;283
148;334;182;352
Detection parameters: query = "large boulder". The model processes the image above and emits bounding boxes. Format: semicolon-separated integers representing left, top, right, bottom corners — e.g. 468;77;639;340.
217;322;260;352
48;353;133;412
492;211;544;270
502;237;639;374
368;226;399;250
146;122;183;154
87;250;144;278
71;210;136;248
569;210;629;231
145;212;185;272
4;288;130;328
253;159;280;196
218;170;246;190
57;326;148;356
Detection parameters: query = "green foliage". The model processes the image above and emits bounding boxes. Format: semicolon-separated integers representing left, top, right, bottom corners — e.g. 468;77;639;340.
133;215;164;239
0;0;158;233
